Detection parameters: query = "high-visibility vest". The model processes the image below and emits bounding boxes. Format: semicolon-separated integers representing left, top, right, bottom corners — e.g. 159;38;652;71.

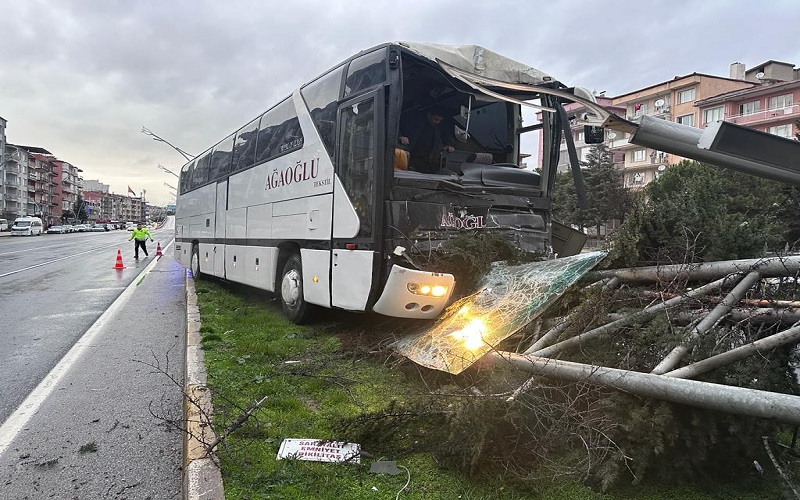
130;227;152;241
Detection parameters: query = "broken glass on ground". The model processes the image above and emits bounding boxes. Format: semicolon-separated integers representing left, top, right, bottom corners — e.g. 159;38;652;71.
394;251;607;374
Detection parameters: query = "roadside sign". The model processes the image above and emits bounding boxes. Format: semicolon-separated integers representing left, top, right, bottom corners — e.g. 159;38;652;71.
276;439;360;463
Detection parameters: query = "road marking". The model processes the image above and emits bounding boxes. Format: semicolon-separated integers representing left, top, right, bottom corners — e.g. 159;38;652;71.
0;244;120;278
0;232;170;278
0;240;174;457
30;311;104;321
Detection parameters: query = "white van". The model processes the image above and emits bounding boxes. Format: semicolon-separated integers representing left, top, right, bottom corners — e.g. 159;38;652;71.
0;219;8;232
11;216;44;236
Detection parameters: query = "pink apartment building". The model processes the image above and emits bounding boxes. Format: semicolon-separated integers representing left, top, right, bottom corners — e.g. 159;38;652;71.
696;61;799;140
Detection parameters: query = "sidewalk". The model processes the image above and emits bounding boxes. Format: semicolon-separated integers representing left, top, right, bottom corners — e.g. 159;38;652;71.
0;253;186;498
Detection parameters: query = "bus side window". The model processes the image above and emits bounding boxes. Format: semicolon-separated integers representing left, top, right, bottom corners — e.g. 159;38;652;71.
231;117;259;172
255;98;304;163
301;65;345;159
192;154;212;188
209;134;234;181
343;49;386;99
180;160;195;194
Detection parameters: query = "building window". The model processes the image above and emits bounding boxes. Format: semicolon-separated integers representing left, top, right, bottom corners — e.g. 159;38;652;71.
768;124;792;138
704;107;723;124
580;147;590;163
633;102;647;117
633;149;646;162
577;131;584;142
768;94;793;110
677;88;696;104
631;172;645;184
676;114;694;126
739;100;760;115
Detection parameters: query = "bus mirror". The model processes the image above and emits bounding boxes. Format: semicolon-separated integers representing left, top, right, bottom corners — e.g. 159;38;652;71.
454;125;470;143
584;125;605;144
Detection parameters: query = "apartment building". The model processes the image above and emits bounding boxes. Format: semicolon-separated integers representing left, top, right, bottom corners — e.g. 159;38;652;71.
83;188;147;223
610;73;756;190
696;61;799;140
52;159;83;223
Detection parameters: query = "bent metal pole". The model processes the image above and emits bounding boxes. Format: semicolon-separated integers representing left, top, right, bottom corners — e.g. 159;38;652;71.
490;352;800;426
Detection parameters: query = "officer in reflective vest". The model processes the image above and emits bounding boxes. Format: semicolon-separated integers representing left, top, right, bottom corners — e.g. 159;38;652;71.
129;223;154;259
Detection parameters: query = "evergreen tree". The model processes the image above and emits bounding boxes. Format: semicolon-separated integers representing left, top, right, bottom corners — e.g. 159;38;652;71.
609;160;789;266
581;144;631;238
74;196;89;223
552;170;581;228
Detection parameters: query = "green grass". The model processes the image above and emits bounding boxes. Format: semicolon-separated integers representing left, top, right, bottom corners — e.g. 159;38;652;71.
194;279;794;499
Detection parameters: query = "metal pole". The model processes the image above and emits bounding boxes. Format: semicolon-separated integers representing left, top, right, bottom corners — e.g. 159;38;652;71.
491;352;800;426
652;271;762;374
530;275;732;358
662;323;800;379
594;255;800;284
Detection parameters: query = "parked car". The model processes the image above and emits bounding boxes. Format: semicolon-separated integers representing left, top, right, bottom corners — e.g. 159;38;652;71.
89;225;107;232
73;224;88;232
47;225;67;234
11;216;44;236
63;225;75;233
0;218;8;232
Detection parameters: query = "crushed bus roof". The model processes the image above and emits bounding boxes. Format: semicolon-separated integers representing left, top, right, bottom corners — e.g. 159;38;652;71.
398;42;554;86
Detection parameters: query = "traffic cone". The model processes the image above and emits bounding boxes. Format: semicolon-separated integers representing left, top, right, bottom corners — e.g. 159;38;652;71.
113;249;125;269
155;242;163;257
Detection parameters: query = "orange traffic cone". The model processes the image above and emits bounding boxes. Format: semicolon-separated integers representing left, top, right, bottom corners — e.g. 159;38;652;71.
113;249;125;269
155;242;163;257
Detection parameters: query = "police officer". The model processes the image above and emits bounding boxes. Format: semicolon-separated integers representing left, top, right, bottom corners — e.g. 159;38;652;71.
129;223;154;259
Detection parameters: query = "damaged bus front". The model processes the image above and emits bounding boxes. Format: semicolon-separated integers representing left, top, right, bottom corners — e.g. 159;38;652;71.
372;43;588;317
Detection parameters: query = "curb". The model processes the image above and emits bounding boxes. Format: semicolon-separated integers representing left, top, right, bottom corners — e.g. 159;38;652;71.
183;271;225;499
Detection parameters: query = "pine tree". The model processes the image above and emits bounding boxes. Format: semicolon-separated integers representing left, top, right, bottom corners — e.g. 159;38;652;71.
581;144;631;239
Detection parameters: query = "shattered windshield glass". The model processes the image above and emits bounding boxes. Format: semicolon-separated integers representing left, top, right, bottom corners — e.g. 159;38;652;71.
394;251;607;374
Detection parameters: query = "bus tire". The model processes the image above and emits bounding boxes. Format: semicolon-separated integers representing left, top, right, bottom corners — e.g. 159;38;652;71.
190;244;203;280
280;253;311;324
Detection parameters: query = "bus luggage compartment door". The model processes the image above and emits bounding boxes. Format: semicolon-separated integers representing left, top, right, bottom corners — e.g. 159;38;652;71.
331;249;374;311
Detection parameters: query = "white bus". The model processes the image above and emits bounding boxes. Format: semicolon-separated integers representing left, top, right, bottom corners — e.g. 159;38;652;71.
175;42;593;323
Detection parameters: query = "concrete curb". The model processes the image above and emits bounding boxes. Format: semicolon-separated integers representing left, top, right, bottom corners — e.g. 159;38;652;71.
183;271;225;499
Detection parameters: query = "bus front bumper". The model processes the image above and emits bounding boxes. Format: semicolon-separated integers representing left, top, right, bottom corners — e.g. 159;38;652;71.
372;265;455;319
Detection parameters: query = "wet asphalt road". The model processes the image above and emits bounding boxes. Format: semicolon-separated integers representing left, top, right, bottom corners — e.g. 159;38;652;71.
0;221;185;498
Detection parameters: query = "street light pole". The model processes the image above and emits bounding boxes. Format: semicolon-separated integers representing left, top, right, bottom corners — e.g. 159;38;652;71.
158;164;180;178
141;127;195;162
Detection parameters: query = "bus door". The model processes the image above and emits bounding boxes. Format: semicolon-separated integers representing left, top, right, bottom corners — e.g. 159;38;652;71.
213;180;227;277
330;88;384;310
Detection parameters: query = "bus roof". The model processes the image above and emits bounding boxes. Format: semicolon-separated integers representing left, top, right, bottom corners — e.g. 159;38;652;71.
397;42;554;86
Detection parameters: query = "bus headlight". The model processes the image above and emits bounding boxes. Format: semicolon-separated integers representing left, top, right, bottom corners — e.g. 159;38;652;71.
407;282;449;297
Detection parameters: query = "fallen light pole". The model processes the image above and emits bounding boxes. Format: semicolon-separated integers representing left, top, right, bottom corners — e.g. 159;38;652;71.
593;255;800;284
492;352;800;426
662;323;800;379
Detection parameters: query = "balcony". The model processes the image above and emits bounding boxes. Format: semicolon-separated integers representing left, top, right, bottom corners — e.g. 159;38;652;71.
725;104;799;126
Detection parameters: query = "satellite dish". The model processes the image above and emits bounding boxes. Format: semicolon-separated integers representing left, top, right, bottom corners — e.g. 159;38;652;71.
654;98;665;107
608;132;617;139
756;72;765;79
657;165;666;171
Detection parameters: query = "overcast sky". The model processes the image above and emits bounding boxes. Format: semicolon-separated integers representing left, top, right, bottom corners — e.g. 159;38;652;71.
2;0;799;206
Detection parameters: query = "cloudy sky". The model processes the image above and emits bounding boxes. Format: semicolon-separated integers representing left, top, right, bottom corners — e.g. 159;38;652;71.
2;0;799;206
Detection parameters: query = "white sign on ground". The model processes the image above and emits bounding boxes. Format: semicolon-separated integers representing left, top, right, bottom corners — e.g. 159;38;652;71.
276;439;361;464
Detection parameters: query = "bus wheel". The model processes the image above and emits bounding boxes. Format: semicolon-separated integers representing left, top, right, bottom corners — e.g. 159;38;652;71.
280;254;310;324
190;244;202;279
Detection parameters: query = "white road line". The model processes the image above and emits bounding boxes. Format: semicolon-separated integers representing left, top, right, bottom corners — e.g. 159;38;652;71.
0;240;174;457
30;311;104;321
0;243;122;278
